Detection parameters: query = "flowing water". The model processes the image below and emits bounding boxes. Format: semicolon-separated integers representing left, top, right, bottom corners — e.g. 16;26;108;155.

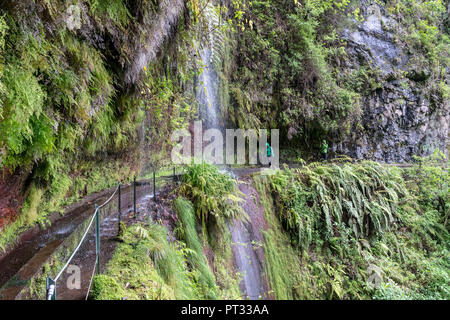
229;219;265;299
195;4;267;299
0;183;155;299
0;0;268;300
197;48;220;129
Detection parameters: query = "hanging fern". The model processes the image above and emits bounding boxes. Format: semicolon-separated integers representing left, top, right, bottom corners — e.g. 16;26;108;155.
194;0;228;70
269;161;411;250
177;162;246;235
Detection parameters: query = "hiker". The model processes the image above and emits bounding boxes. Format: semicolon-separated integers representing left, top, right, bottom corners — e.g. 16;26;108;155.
266;142;274;166
321;139;328;161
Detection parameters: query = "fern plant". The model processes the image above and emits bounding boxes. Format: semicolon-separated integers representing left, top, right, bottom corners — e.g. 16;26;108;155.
178;162;246;233
193;0;228;70
270;161;409;249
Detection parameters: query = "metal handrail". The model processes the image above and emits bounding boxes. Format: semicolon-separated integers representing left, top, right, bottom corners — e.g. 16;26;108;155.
46;169;180;300
46;184;120;300
53;184;119;281
53;213;96;283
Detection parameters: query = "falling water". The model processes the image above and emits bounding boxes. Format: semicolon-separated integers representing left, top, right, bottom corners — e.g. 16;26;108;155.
197;48;220;129
229;219;265;299
195;2;266;300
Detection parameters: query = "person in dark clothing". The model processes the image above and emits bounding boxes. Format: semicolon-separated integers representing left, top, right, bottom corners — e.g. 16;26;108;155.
321;139;328;161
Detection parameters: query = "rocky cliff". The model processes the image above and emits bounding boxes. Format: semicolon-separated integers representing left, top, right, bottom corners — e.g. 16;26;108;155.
0;0;195;246
227;0;449;162
338;1;449;162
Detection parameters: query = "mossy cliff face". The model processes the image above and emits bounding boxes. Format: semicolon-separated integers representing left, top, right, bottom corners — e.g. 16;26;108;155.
0;0;196;248
338;1;449;162
225;0;449;162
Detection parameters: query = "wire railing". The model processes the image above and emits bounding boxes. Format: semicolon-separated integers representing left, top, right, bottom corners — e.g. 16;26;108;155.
46;168;182;300
46;184;120;300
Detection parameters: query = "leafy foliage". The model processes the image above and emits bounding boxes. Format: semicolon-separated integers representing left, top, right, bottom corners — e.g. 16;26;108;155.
178;163;246;232
255;160;449;300
409;149;449;227
271;161;408;248
174;197;219;299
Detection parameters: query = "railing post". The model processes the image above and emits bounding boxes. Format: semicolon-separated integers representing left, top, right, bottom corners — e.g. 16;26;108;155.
133;175;136;217
46;277;56;300
153;171;156;201
95;204;100;275
118;183;121;236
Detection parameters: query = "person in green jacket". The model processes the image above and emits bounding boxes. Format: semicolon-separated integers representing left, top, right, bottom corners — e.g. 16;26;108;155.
266;142;274;166
321;139;328;161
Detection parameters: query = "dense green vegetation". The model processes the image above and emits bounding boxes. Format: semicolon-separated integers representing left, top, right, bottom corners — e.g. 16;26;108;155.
178;163;245;232
94;159;448;300
254;155;449;299
93;164;243;300
92;222;198;300
225;0;449;150
0;0;197;250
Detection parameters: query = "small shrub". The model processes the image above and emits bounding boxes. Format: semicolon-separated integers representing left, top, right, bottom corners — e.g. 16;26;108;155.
178;162;246;231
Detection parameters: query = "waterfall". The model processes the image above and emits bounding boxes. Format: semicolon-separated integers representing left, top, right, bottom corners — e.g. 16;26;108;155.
195;1;267;300
195;2;223;130
197;47;220;129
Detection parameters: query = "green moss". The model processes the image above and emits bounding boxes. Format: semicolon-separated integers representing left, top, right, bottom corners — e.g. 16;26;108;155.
174;197;219;299
0;9;148;248
88;0;131;26
254;160;449;300
92;222;199;300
